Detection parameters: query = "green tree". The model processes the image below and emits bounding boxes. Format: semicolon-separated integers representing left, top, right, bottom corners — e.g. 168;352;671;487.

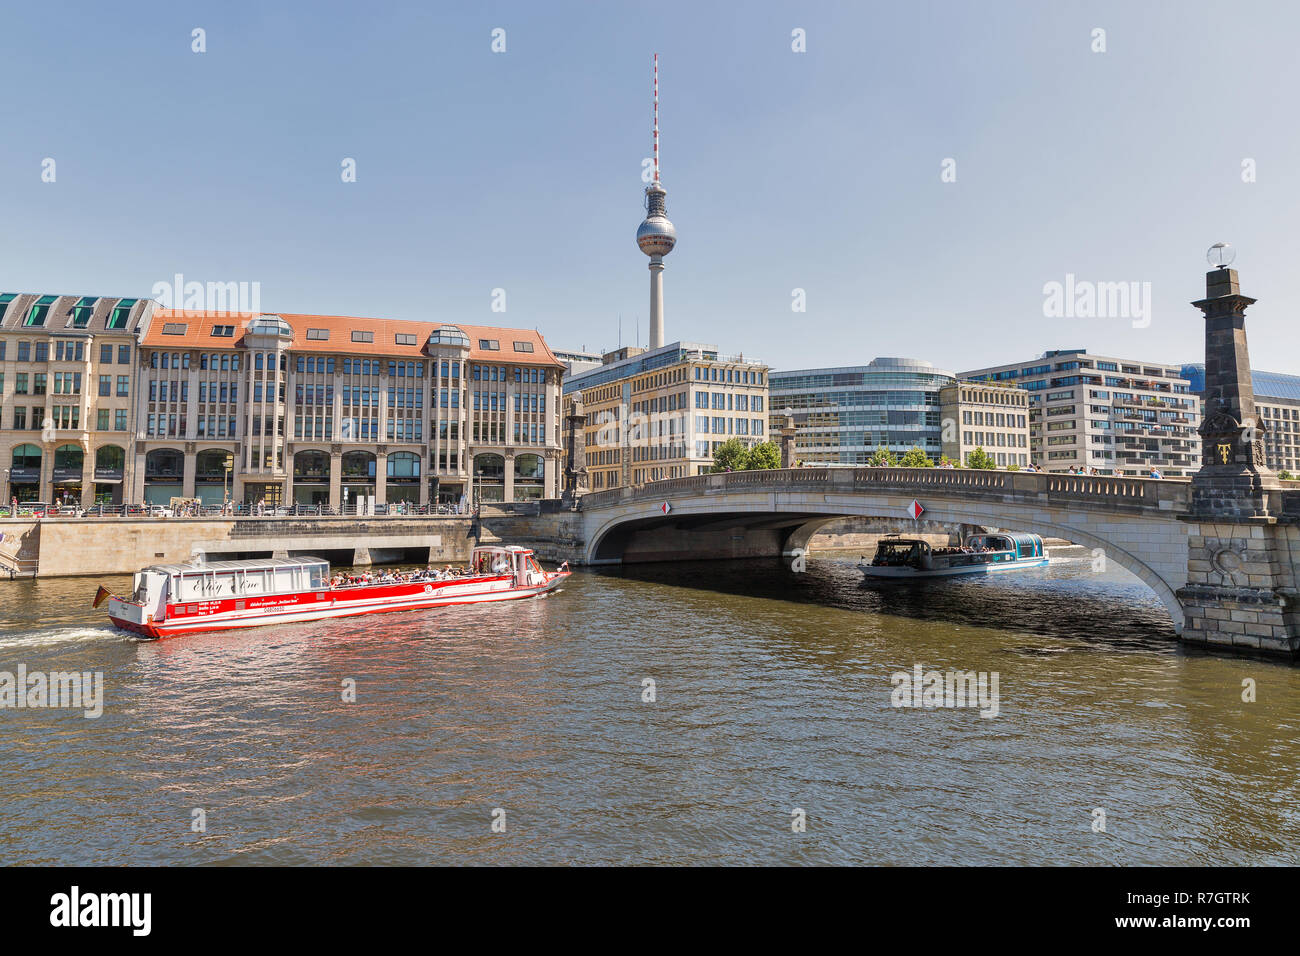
867;445;897;467
711;437;751;472
747;441;782;470
1007;461;1021;472
898;447;934;468
939;455;960;468
964;446;997;470
1281;470;1295;481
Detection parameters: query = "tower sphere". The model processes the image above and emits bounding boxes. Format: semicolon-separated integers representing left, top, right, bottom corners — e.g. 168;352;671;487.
637;183;676;257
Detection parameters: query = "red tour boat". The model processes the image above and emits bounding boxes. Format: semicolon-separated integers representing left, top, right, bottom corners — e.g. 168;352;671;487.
96;545;570;640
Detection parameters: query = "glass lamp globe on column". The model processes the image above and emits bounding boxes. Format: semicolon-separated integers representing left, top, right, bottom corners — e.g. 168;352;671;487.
1207;242;1236;269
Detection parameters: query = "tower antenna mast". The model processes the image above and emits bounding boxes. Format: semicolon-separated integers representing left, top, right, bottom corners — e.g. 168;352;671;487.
653;53;660;183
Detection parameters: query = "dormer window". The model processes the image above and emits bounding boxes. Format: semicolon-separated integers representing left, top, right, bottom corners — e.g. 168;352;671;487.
25;295;57;327
70;296;98;328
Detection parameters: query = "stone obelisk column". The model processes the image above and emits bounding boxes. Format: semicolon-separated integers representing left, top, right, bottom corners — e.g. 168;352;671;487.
1177;257;1295;655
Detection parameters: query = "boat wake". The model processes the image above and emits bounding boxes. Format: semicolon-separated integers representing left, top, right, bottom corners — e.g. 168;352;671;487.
0;625;126;650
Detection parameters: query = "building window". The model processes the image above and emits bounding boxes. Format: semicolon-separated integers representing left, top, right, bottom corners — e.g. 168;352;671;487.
351;331;373;343
307;328;329;340
210;325;235;337
162;323;187;335
479;339;500;351
395;333;417;346
513;341;534;353
71;296;98;327
107;300;136;329
25;295;56;327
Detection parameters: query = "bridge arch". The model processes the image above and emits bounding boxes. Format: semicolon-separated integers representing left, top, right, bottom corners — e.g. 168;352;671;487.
581;468;1190;632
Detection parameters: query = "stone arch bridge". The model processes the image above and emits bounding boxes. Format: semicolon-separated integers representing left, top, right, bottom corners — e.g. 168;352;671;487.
575;467;1300;652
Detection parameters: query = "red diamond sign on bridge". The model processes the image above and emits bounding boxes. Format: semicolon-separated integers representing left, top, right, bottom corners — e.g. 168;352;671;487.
907;499;924;520
660;501;672;515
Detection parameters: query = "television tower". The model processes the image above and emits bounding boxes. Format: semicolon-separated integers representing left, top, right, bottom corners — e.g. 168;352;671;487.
636;53;676;350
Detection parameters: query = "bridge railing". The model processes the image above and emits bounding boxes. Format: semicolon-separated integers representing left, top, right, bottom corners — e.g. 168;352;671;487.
579;466;1190;512
853;468;1010;491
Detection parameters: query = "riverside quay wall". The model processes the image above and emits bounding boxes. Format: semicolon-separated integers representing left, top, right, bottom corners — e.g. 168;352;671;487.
0;515;480;578
0;504;588;578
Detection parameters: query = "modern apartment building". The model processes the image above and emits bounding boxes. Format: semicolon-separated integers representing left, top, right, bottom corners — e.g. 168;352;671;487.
961;349;1201;476
562;341;769;489
0;292;155;505
1181;363;1300;474
939;381;1031;468
769;358;954;464
134;311;564;507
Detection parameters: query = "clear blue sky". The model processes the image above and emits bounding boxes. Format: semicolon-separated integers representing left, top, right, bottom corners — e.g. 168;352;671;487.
2;0;1298;374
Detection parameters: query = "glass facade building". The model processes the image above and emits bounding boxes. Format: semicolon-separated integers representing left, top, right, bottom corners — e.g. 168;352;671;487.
769;358;954;464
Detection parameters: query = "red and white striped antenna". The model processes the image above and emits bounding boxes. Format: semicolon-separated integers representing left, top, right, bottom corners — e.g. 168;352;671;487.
652;53;660;183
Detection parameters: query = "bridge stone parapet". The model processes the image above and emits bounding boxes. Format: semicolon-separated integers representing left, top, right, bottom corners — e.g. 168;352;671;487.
581;467;1190;518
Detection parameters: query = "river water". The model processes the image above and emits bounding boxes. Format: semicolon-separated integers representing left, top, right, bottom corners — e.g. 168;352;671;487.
0;547;1297;865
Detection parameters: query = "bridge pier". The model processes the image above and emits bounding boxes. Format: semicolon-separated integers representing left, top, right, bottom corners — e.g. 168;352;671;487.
1177;518;1300;655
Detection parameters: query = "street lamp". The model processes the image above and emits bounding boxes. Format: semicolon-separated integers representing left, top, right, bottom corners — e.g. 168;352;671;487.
223;453;233;509
1207;242;1235;269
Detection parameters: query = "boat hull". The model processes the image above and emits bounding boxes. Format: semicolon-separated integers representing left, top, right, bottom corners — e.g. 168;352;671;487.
107;571;570;640
860;557;1049;579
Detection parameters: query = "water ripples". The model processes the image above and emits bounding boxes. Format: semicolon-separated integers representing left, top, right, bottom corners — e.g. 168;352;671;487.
0;551;1297;864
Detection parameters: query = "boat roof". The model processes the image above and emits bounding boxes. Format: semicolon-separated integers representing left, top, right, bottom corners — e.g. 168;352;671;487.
144;557;327;574
471;545;531;553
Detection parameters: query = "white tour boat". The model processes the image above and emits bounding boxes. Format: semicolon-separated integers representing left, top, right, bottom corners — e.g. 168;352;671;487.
860;532;1049;579
96;545;570;640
